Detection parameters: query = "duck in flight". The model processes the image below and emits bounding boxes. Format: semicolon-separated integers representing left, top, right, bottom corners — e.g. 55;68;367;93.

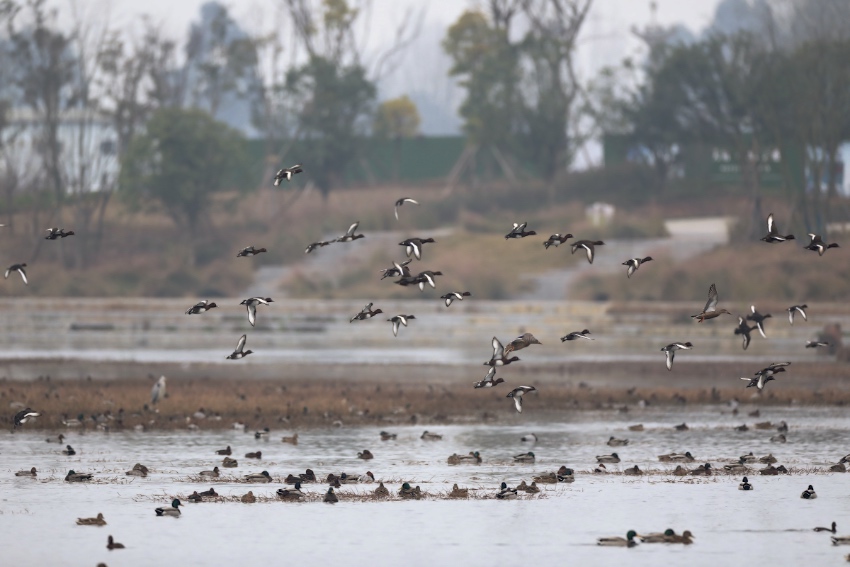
543;233;573;249
661;342;693;371
804;233;838;255
746;305;771;338
394;198;419;220
350;302;383;322
734;316;757;350
336;222;365;243
622;256;652;278
484;337;520;367
473;367;505;389
185;300;217;315
388;314;415;337
241;297;273;327
761;213;795;243
14;407;40;428
691;283;731;322
273;164;303;185
399;237;435;260
237;246;267;257
5;263;27;284
806;340;829;348
305;241;333;254
441;291;471;307
570;240;605;264
787;304;807;325
505;222;537;239
381;259;412;280
561;329;593;341
503;333;542;356
45;228;75;239
226;335;253;359
507;386;536;413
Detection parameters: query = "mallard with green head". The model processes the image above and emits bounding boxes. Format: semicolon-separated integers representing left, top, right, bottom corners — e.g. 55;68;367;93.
277;482;306;501
399;482;421;499
324;487;338;503
597;531;638;547
155;499;182;516
244;471;272;483
513;452;535;463
496;482;518;500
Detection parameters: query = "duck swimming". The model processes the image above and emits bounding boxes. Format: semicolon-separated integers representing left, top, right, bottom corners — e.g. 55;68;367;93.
106;535;125;550
513;452;535;463
597;530;638;547
277;482;305;500
596;453;620;464
199;467;220;477
373;482;390;498
65;470;92;482
739;476;753;490
244;471;272;483
358;450;374;460
155;499;182;516
15;467;37;477
496;481;518;500
815;522;837;533
607;437;629;447
801;485;817;499
77;513;106;526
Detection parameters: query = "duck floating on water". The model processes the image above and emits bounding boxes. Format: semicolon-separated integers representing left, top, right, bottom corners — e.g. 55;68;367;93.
155;499;182;516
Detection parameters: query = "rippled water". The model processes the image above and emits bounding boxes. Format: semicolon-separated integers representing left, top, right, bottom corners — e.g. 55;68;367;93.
3;406;850;566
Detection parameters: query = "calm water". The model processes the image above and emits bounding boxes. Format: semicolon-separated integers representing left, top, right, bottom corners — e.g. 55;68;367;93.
2;406;850;566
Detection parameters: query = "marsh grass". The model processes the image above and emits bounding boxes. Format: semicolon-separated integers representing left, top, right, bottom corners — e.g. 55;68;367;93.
6;375;850;432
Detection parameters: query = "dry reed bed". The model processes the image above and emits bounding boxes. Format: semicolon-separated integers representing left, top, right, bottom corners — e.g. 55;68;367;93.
5;376;850;431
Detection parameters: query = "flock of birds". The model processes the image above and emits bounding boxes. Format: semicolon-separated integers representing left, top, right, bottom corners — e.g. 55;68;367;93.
6;163;848;556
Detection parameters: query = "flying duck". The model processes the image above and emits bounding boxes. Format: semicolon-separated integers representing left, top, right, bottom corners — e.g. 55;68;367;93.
570;240;605;264
394;197;419;220
305;241;333;254
388;314;415;336
336;221;365;243
691;283;731;322
155;499;182;516
4;263;27;284
801;485;817;499
15;467;37;477
403;270;442;291
473;366;505;389
597;530;638;547
661;342;693;371
503;333;542;355
815;522;837;533
399;237;435;260
561;329;593;341
380;259;412;279
185;300;217;315
241;297;273;327
350;302;383;322
543;233;573;249
45;228;75;239
804;233;838;255
441;291;471;307
76;513;106;526
622;256;653;278
496;481;518;499
761;213;795;243
787;304;808;325
236;246;267;257
507;386;536;413
668;531;695;544
734;316;757;350
746;305;771;338
739;476;753;490
226;334;253;359
806;340;830;348
484;337;520;367
273;164;303;185
107;535;125;550
150;375;166;405
13;407;40;428
505;222;537;239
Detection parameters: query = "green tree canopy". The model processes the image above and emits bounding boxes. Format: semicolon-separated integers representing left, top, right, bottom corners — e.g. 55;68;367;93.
119;108;248;262
373;95;421;139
